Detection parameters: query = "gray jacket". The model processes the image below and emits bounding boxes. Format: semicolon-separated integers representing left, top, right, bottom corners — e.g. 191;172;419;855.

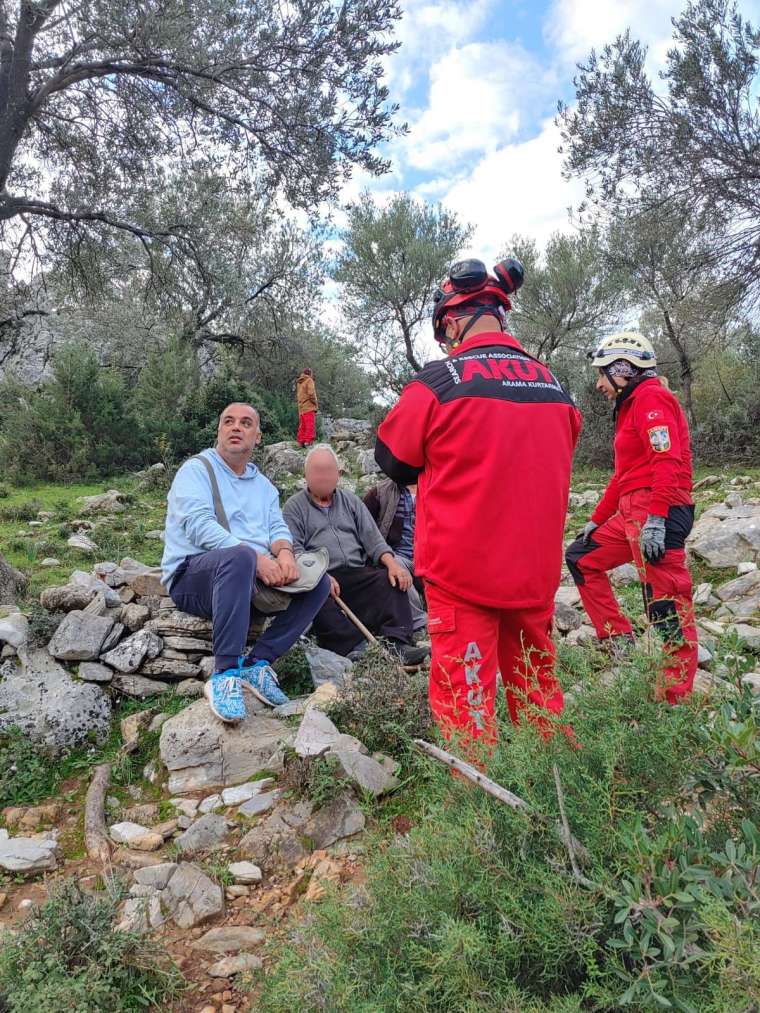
282;488;391;570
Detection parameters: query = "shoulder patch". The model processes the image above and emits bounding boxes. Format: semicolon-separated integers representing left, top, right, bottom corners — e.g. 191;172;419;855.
648;425;671;453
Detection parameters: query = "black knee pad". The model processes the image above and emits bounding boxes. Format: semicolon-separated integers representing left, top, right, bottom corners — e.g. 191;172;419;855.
565;536;599;587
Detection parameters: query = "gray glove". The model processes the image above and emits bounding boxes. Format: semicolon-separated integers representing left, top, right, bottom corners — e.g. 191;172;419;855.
641;514;666;562
581;521;598;545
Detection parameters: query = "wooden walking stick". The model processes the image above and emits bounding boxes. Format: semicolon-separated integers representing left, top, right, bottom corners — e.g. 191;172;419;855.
334;595;379;646
333;594;423;671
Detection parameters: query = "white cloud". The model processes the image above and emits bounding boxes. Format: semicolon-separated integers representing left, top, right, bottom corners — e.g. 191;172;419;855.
543;0;683;68
436;117;585;261
404;41;555;171
383;0;498;99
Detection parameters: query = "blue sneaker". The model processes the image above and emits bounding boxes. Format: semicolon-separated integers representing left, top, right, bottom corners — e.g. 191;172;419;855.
204;668;246;723
239;659;289;708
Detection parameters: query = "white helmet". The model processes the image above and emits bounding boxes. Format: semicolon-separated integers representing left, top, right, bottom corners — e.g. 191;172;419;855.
589;331;657;370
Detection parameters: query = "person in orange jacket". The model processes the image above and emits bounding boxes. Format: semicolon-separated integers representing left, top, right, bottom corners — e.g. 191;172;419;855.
375;258;582;748
296;368;318;446
565;332;698;702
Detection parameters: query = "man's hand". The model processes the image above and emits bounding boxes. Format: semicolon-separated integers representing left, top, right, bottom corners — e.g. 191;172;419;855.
381;553;412;591
329;575;341;598
641;514;666;563
275;547;299;585
257;554;284;586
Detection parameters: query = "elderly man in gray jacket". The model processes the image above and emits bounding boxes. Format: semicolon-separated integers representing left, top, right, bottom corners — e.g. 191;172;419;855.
283;445;429;665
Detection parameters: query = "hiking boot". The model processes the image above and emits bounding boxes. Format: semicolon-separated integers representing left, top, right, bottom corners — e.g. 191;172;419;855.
388;640;430;667
239;659;289;707
204;669;246;724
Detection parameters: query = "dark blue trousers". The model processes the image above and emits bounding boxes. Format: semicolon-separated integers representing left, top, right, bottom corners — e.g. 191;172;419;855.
169;544;331;673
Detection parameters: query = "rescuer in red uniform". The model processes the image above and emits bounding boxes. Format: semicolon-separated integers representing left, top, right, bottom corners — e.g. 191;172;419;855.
375;258;582;746
565;333;697;702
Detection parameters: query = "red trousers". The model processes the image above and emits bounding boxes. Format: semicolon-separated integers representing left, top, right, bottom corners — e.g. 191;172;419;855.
297;411;316;446
426;582;565;746
565;489;697;702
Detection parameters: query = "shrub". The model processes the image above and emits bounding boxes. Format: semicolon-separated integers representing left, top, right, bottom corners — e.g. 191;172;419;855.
259;652;760;1012
0;727;61;808
0;879;183;1012
327;644;433;756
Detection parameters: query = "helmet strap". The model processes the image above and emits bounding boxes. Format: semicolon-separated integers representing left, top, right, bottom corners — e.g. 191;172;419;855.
602;365;626;395
456;306;503;344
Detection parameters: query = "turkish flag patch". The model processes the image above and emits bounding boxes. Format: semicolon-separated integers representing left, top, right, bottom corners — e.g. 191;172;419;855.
648;425;671;453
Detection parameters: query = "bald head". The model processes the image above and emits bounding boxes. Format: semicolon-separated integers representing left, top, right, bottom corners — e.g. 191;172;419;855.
216;402;261;475
305;444;339;500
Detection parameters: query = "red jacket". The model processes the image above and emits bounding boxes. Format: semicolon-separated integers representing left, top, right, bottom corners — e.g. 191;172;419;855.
375;332;582;609
591;377;693;526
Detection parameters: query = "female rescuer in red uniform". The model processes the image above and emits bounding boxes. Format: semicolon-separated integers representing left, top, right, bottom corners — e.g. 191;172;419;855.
375;258;582;747
565;333;698;702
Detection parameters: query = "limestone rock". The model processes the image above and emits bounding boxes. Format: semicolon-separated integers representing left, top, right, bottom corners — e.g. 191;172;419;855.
145;610;213;638
228;861;262;884
48;610;115;661
120;709;153;745
688;503;760;567
238;791;281;818
161;861;224;928
175;813;230;855
191;925;266;954
693;582;713;606
715;569;760;602
0;647;111;751
39;557;60;568
208;953;263;977
109;821;163;851
41;584;96;612
0;832;58;874
69;570;122;607
611;562;639;586
262;442;306;480
111;673;170;698
323;418;373;445
0;611;28;649
159;699;290;793
101;630;163;673
163;635;212;652
79;489;127;514
199;794;223;814
78;661;114;682
133;862;178;890
553;601;583;633
293;709;365;758
331;750;398;797
727;624;760;650
175;678;204;697
221;782;264;806
121;603;151;632
140;656;199;679
555;585;581;608
303;642;353;688
67;533;99;554
237;800;314;867
741;673;760;693
302;793;365;849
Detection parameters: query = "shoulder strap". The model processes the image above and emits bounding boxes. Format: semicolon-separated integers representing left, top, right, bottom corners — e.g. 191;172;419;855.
191;454;230;531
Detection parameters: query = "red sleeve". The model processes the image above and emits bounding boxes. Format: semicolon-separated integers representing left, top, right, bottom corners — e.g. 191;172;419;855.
591;475;620;526
571;406;582;450
375;382;437;483
631;388;685;517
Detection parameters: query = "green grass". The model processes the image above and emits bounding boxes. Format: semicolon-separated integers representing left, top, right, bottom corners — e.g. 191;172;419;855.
0;474;168;605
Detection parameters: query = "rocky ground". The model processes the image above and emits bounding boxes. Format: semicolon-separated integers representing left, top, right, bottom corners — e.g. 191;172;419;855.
1;431;759;1012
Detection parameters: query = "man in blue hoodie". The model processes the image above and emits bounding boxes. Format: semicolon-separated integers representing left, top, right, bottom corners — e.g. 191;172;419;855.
162;403;330;723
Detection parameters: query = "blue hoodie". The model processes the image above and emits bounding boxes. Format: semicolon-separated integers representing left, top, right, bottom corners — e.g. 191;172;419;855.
161;448;293;590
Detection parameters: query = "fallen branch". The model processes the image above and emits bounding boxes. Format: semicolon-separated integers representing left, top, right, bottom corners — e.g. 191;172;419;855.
552;763;598;890
84;762;112;864
413;739;529;810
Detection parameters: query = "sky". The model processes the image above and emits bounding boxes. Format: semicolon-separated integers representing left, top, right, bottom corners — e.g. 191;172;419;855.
349;0;759;263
